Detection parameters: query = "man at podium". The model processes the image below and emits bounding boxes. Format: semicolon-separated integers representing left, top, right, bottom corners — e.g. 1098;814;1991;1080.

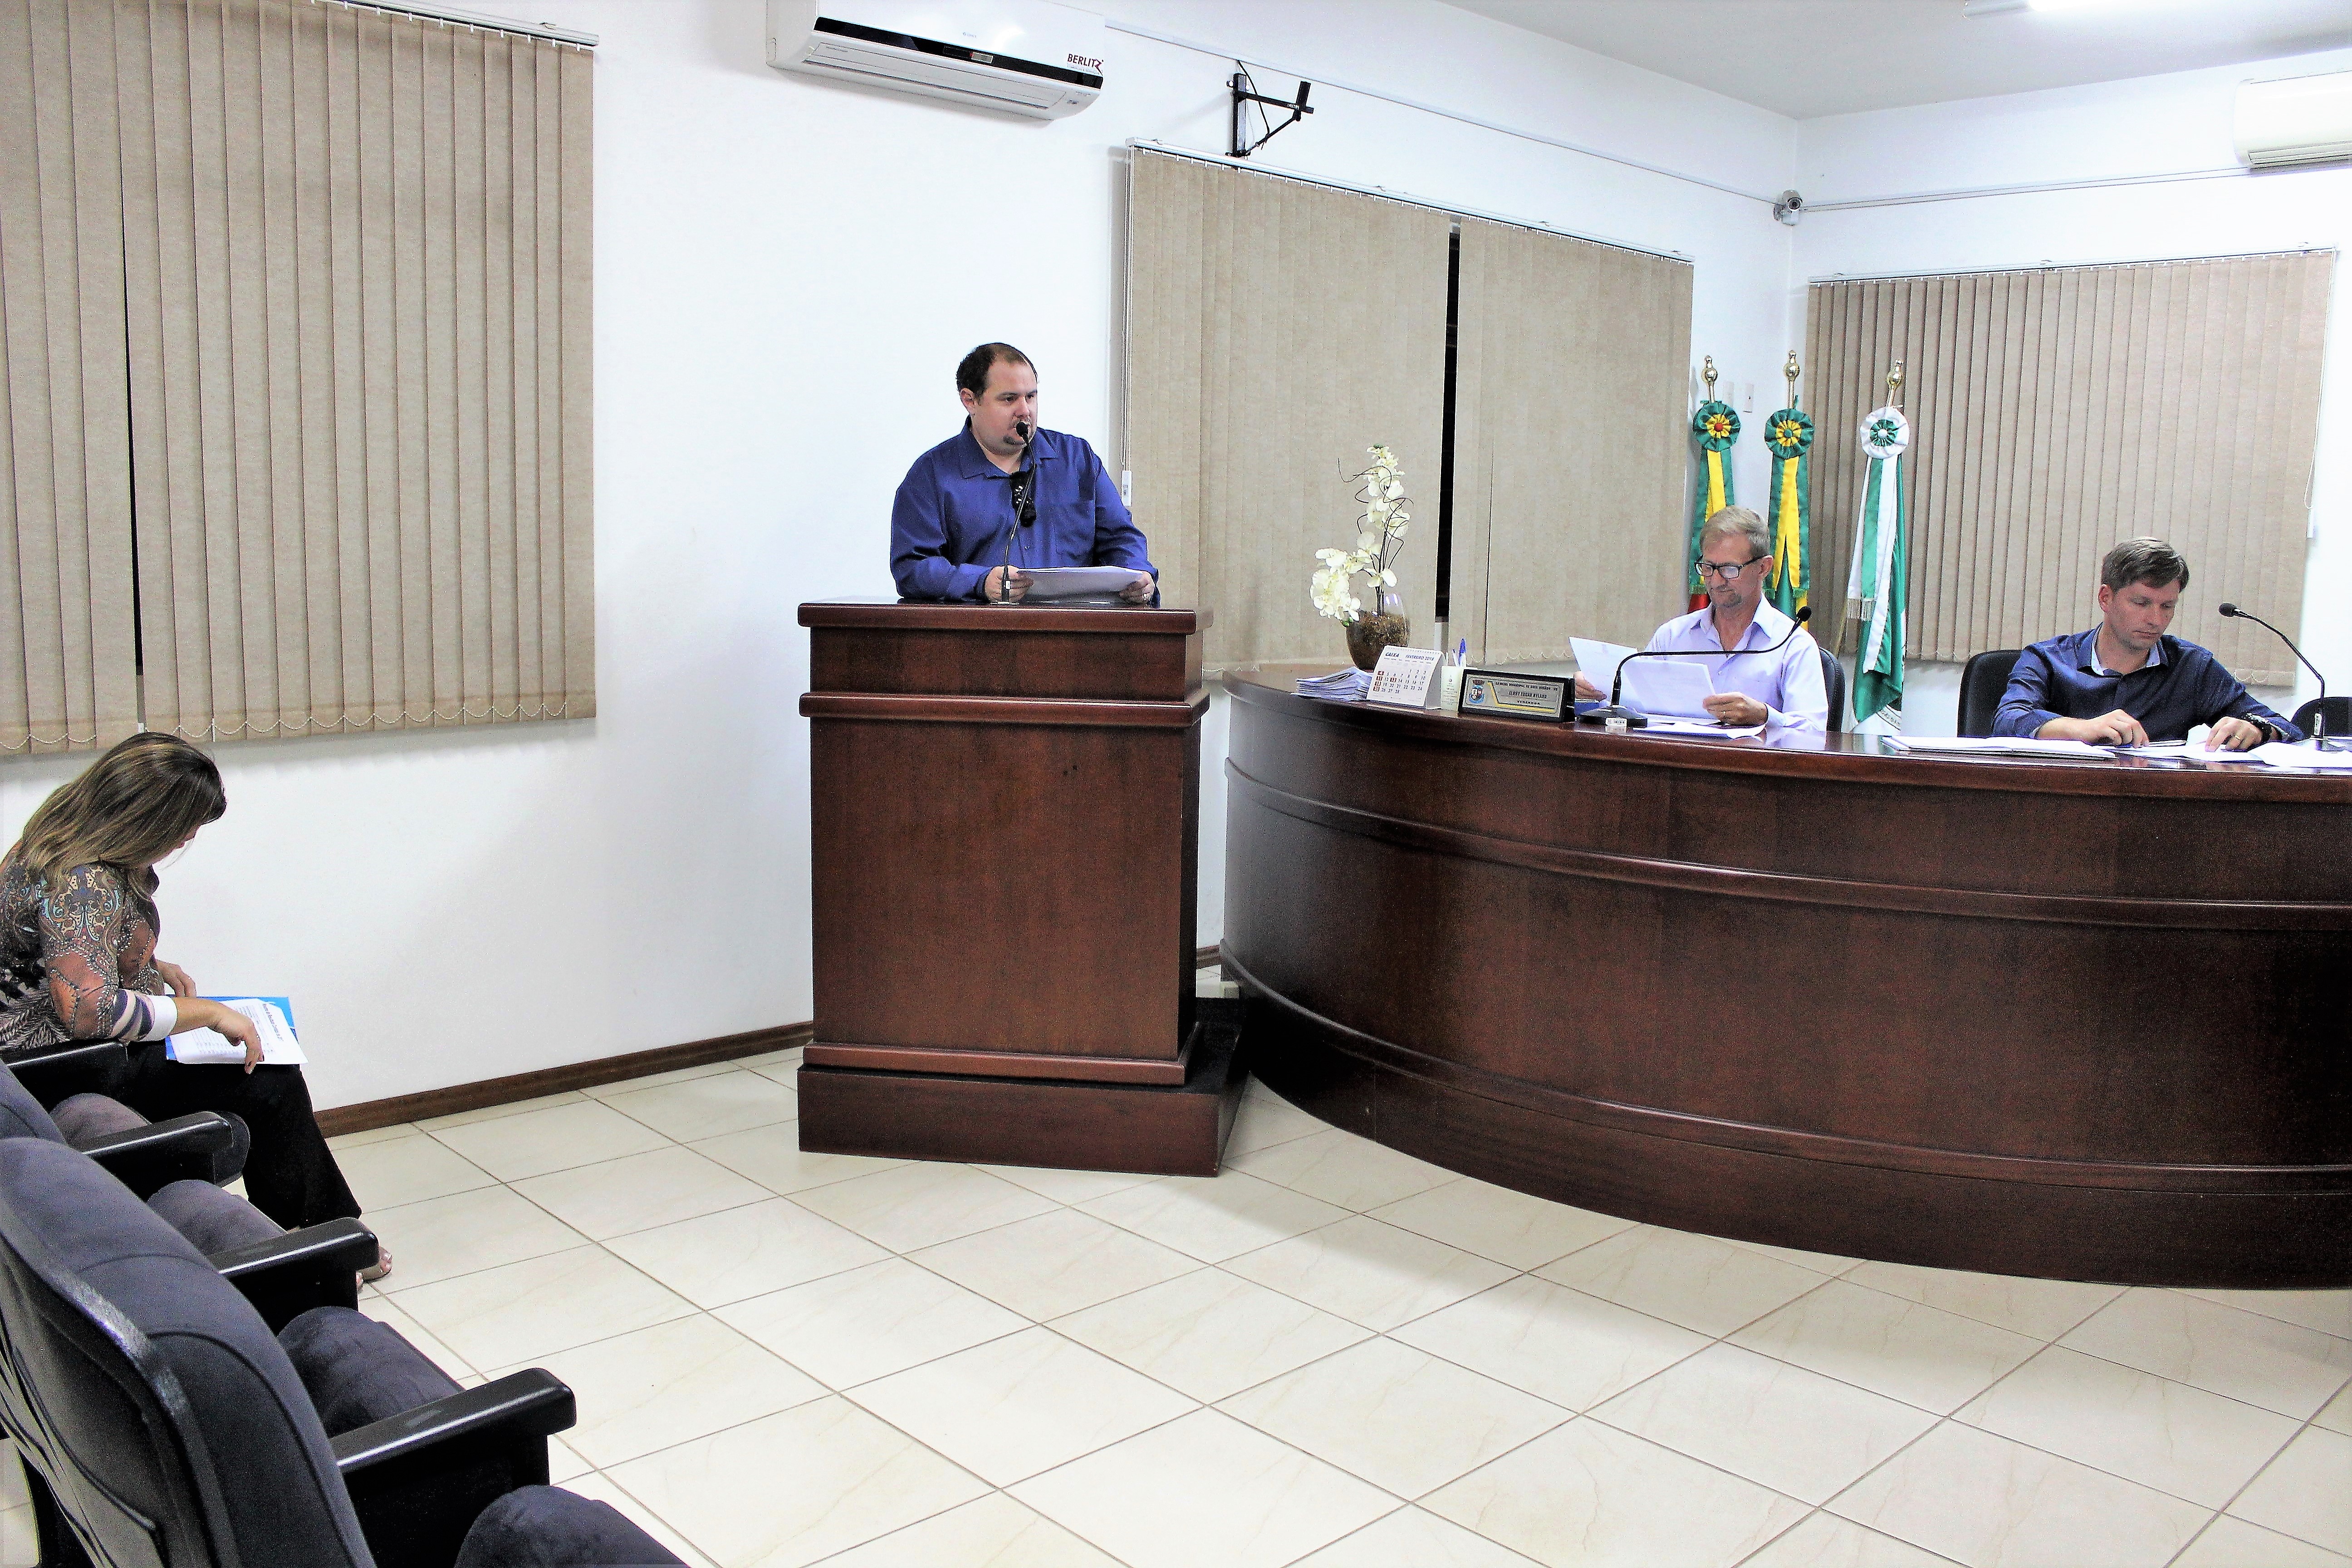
890;343;1156;604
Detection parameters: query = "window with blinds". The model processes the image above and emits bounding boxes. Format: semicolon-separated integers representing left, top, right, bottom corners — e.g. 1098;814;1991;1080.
0;0;594;754
1804;251;2333;686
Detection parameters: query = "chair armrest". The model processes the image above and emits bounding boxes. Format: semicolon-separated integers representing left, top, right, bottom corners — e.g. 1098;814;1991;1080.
331;1370;577;1479
332;1371;577;1568
5;1040;128;1102
80;1111;239;1195
211;1217;376;1330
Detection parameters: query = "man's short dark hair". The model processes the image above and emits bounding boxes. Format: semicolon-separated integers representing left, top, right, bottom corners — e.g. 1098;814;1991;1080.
956;342;1034;398
2100;538;2190;593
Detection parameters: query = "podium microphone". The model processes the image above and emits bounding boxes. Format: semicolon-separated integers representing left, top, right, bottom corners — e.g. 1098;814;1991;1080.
1578;606;1813;729
2218;602;2332;746
996;419;1038;604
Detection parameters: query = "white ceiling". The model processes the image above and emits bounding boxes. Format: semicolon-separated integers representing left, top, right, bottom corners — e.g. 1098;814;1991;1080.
1442;0;2352;119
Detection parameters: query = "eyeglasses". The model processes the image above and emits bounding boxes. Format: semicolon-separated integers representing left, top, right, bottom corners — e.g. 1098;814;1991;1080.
1696;555;1765;582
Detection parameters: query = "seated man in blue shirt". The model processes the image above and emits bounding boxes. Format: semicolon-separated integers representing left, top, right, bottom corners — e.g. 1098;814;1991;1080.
1995;537;2299;749
890;342;1156;604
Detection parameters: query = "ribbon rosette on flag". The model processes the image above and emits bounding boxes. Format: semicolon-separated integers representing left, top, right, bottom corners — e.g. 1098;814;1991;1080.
1688;398;1740;607
1763;405;1813;618
1845;405;1909;729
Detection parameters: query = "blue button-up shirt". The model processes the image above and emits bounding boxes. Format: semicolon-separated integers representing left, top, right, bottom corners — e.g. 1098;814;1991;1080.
890;424;1154;601
1994;628;2301;741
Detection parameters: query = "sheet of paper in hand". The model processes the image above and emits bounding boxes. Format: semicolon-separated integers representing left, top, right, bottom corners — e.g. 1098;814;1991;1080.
169;996;308;1066
1021;567;1148;600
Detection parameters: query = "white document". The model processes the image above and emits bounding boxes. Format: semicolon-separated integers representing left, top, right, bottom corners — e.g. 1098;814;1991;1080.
170;997;308;1066
1639;718;1764;738
2110;739;2265;763
1885;735;2110;760
1570;637;1637;698
1019;567;1148;600
2247;741;2352;771
1619;658;1715;720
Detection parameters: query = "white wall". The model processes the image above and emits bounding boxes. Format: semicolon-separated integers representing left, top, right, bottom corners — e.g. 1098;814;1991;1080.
1794;52;2352;734
0;0;1802;1110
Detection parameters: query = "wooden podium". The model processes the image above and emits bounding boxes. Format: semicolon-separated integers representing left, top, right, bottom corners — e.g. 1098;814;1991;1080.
794;600;1242;1176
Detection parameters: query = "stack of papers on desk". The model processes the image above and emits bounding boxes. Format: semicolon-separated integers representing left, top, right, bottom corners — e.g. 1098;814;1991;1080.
2247;741;2352;771
2111;739;2264;763
1022;567;1145;600
1295;667;1371;702
1883;735;2111;760
1638;717;1764;738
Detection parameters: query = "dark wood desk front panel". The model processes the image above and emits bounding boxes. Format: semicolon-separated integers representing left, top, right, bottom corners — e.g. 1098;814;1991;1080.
1222;672;2351;1286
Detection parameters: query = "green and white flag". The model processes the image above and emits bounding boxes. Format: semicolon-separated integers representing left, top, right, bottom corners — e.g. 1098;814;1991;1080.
1845;406;1908;730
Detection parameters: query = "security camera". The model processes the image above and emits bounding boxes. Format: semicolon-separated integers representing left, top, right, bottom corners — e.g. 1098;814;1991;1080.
1774;190;1805;226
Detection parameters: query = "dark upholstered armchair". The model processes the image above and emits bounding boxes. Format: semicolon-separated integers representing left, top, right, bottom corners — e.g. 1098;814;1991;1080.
0;1044;247;1192
0;1140;681;1568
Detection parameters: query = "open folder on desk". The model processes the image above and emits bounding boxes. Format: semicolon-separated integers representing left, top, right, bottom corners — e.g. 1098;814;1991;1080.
167;996;308;1066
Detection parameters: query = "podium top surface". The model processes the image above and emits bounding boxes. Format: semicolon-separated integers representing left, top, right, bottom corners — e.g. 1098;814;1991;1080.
800;599;1210;635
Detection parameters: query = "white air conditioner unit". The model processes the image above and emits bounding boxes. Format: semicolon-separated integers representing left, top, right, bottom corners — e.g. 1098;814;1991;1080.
766;0;1104;120
2235;71;2352;169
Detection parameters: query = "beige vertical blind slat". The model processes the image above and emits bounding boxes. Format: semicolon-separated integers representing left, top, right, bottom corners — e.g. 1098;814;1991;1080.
0;0;140;753
112;0;592;740
1125;151;1448;671
1805;252;2332;686
1454;219;1690;662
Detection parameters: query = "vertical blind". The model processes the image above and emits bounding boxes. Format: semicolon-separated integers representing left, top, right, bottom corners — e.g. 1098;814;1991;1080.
0;0;594;752
1126;151;1450;672
1805;252;2333;685
0;0;140;752
1450;218;1691;663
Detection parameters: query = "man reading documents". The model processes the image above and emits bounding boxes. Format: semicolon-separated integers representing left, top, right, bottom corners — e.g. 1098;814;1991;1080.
1994;538;2300;749
1576;507;1828;730
890;342;1156;604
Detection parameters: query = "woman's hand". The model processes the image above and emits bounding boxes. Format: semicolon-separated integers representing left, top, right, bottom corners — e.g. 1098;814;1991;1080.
183;998;264;1073
156;959;196;997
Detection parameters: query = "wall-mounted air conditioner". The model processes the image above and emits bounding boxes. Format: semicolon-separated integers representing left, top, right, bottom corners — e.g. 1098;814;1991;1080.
766;0;1104;120
2235;71;2352;169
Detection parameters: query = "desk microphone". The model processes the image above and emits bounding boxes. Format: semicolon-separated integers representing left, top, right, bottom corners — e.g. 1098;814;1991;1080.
996;419;1038;604
1578;606;1812;729
2218;602;2332;747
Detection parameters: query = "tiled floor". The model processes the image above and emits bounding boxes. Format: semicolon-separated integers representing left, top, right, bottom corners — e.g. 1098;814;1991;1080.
6;1041;2347;1567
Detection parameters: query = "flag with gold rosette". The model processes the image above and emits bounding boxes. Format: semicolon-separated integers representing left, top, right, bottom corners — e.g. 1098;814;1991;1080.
1688;400;1740;605
1763;405;1813;618
1846;406;1909;727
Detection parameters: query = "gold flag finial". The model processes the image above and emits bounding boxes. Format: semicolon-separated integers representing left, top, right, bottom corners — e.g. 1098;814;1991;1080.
1783;350;1800;407
1703;355;1718;398
1887;360;1904;405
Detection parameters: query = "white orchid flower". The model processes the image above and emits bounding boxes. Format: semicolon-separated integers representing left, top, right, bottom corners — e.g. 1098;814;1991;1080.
1381;568;1396;586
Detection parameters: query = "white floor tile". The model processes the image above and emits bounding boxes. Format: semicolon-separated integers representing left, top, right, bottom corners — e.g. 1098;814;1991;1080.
848;1326;1196;1485
512;1145;771;1240
1221;1215;1516;1330
2175;1514;2352;1568
909;1207;1199;1320
975;1162;1160;1205
366;1184;590;1293
415;1090;589;1132
1391;1274;1709;1411
427;1098;672;1181
604;1196;891;1308
1368;1179;1633;1270
815;1493;1123;1567
1537;1225;1831;1338
2058;1289;2352;1421
2177;1287;2352;1341
360;1293;478;1378
690;1126;905;1196
1009;1408;1394;1568
1730;1280;2042;1414
1228;1128;1460;1212
601;1069;799;1142
547;1437;593;1484
789;1163;1058;1253
556;1471;720;1568
715;1258;1027;1390
337;1133;498;1209
1048;1266;1372;1403
1739;1512;1961;1566
1292;1508;1542;1566
579;1058;741;1098
1592;1342;1937;1505
1842;1261;2122;1342
1223;1093;1332;1156
1825;1421;2211;1568
1424;1418;1810;1568
1954;1345;2301;1507
487;1313;826;1467
606;1397;987;1568
1077;1171;1351;1264
1219;1336;1569;1498
2319;1380;2352;1436
326;1121;421;1149
2227;1425;2352;1555
391;1244;696;1368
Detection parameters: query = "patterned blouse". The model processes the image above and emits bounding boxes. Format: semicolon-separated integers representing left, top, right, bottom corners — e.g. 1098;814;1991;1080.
0;851;173;1056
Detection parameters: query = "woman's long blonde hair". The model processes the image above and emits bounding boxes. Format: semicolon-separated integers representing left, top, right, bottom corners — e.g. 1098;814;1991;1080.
12;733;226;896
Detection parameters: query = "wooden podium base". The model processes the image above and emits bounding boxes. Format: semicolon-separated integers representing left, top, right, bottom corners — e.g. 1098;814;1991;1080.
797;1000;1248;1177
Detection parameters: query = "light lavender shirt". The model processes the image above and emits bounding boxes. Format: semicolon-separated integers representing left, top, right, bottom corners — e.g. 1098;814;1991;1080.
1642;602;1830;731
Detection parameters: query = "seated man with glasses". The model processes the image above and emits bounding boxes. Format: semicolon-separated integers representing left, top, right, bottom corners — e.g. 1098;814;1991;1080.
1576;506;1829;730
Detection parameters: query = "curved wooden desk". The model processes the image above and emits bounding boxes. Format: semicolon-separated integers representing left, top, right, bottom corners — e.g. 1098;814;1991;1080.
1222;671;2351;1287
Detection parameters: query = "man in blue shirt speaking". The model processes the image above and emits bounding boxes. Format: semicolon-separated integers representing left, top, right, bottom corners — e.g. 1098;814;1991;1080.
1994;537;2300;749
890;343;1156;604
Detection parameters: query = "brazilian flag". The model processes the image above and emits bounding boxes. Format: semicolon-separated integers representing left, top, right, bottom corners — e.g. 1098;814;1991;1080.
1763;405;1813;617
1688;401;1739;608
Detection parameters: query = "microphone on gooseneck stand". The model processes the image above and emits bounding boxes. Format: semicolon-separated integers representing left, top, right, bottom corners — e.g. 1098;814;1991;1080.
1578;607;1813;729
2218;602;2333;747
996;419;1037;604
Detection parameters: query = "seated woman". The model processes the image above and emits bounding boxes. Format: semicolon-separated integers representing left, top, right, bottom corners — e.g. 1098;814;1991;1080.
0;733;386;1279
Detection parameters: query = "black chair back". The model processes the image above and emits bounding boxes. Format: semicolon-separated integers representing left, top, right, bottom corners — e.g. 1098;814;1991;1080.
0;1139;373;1568
1959;650;2023;738
1818;646;1847;734
2292;696;2348;741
